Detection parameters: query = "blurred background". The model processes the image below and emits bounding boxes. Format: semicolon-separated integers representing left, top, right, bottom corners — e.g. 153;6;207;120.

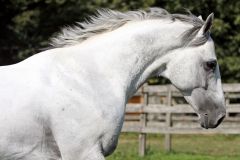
0;0;239;160
0;0;239;83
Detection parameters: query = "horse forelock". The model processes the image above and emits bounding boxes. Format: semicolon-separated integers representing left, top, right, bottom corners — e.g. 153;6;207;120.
50;8;208;48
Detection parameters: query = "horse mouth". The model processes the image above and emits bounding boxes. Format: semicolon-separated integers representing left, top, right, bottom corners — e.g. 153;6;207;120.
214;114;225;128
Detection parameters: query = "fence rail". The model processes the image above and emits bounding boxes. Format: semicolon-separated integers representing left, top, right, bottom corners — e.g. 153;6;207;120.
123;83;240;156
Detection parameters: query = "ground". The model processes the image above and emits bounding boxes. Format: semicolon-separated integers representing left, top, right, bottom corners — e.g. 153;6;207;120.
107;133;240;160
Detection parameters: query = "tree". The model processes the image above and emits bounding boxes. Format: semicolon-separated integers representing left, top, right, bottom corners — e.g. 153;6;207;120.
0;0;239;82
0;0;154;64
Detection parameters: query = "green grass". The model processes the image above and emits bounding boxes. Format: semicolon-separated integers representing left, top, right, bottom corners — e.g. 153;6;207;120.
107;133;240;160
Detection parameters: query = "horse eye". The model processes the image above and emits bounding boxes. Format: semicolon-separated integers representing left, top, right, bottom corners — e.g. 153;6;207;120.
204;60;217;71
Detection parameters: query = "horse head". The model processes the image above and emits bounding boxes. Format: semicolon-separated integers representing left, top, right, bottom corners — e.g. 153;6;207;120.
161;14;226;129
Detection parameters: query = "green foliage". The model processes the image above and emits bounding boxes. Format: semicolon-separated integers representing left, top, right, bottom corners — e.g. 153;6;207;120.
0;0;154;64
0;0;239;82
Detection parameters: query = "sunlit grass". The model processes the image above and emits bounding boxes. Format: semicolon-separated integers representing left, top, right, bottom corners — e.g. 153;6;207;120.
107;133;240;160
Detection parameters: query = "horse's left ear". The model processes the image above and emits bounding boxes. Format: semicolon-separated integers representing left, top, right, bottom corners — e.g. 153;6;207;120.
198;13;214;35
198;15;203;20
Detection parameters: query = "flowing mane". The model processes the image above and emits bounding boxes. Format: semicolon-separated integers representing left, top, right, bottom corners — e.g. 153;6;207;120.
50;8;209;48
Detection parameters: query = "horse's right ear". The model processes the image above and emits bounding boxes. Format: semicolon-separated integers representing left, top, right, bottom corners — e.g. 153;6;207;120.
198;13;214;36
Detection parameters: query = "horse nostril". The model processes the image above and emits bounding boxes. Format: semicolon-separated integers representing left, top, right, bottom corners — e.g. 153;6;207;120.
202;113;209;129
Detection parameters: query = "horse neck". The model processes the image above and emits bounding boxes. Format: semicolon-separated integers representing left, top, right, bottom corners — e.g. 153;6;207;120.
57;20;189;101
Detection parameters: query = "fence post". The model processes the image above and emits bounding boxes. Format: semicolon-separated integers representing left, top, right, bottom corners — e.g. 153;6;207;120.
164;85;172;152
138;91;148;156
225;93;230;118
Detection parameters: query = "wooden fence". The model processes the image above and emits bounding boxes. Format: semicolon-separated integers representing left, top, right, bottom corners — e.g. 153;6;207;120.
122;83;240;156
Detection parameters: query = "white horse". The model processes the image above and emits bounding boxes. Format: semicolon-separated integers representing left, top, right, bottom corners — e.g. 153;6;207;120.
0;8;226;160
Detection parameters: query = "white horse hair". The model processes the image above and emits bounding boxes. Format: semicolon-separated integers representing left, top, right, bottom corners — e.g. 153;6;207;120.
51;8;207;48
0;8;226;160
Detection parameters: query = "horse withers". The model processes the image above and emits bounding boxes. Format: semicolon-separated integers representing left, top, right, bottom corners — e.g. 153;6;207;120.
0;8;226;160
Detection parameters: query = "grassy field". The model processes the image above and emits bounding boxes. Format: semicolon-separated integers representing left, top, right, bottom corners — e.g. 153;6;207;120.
107;133;240;160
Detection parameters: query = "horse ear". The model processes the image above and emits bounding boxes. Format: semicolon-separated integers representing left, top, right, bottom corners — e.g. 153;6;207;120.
198;13;214;35
198;15;203;20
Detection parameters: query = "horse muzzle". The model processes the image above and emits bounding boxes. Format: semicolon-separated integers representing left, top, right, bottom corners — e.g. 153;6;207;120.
199;112;226;129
